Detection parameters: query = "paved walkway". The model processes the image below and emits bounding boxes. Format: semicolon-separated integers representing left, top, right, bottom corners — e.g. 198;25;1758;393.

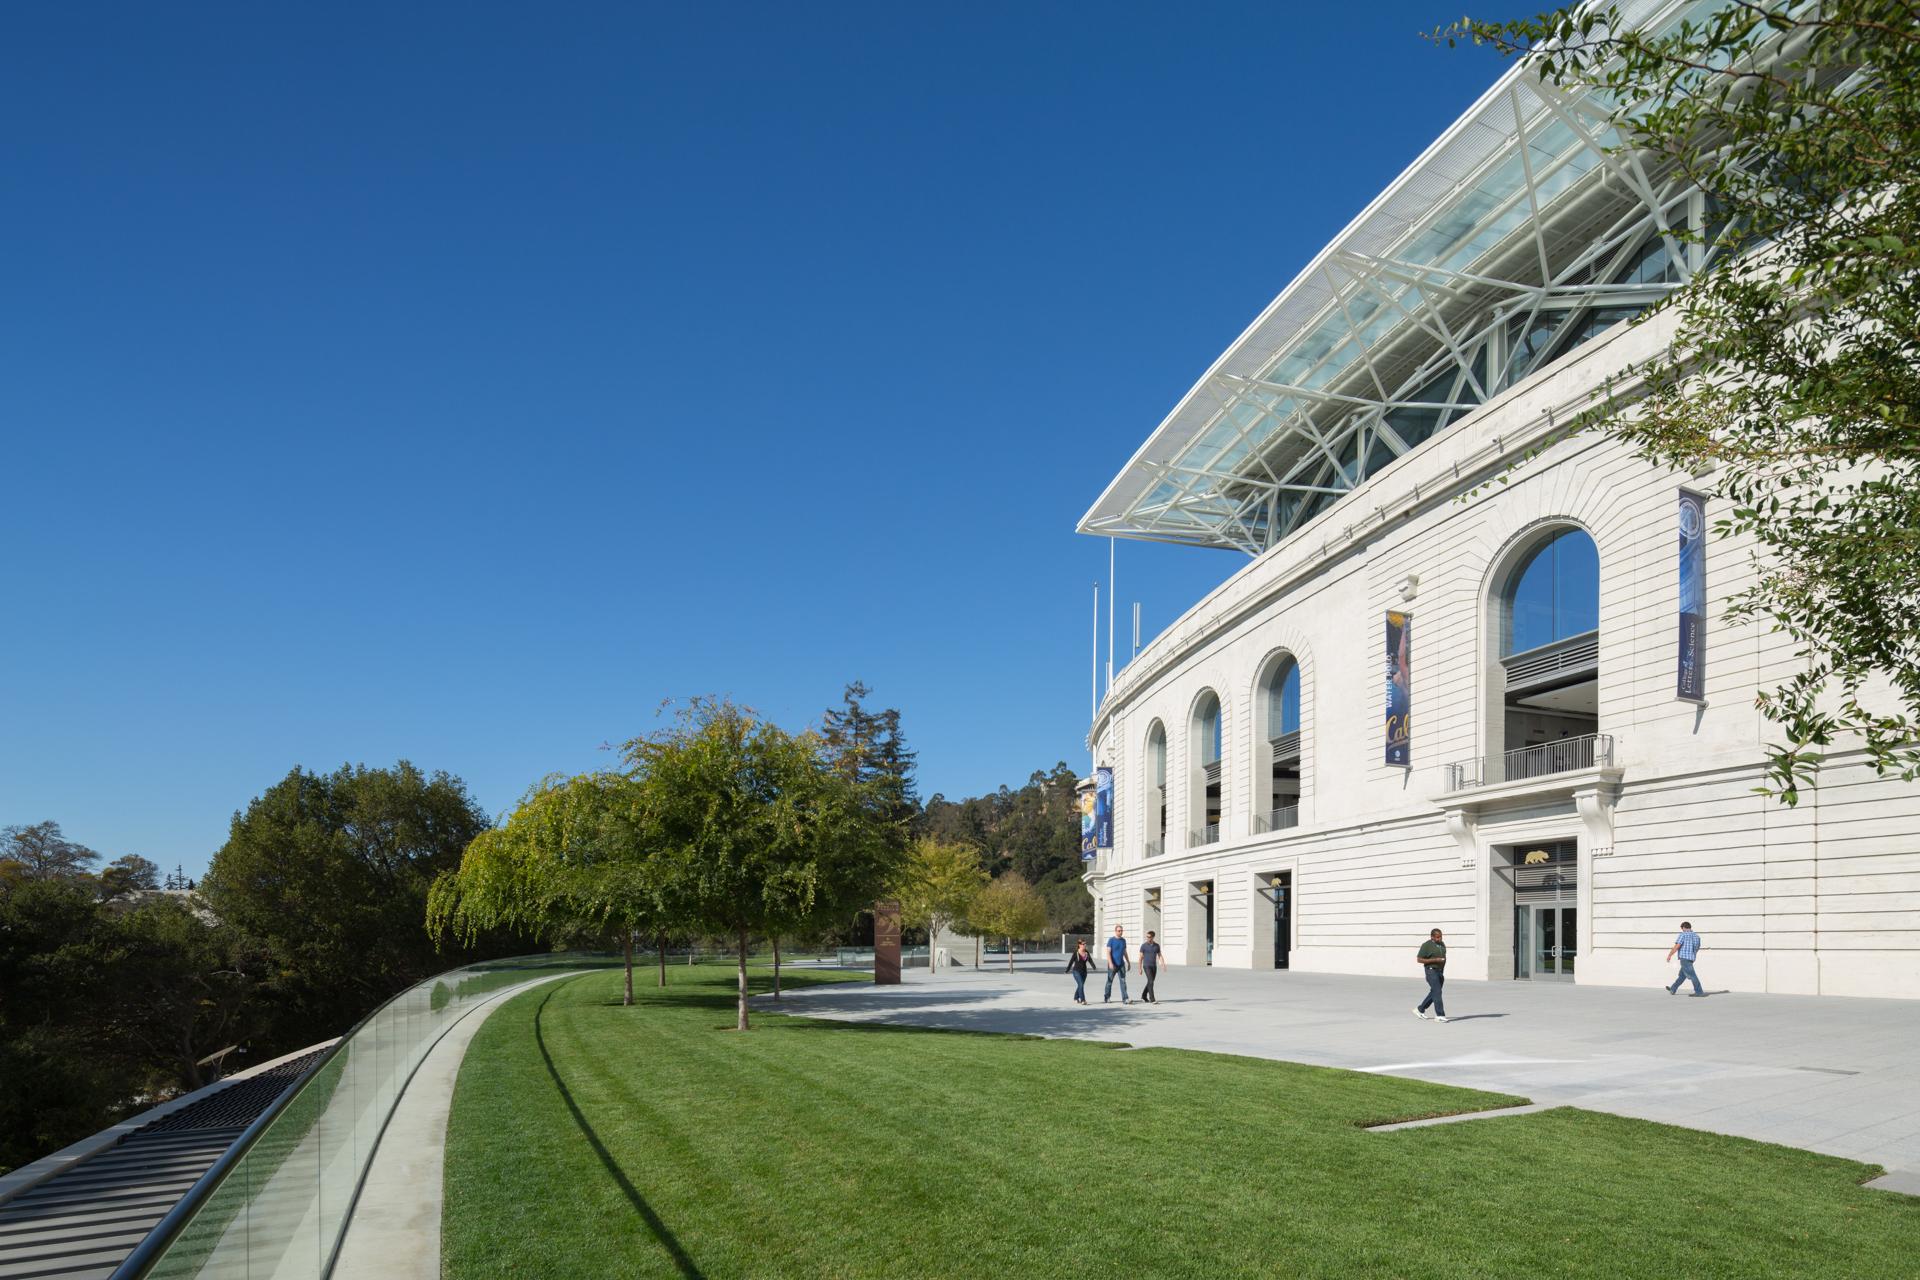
778;966;1920;1188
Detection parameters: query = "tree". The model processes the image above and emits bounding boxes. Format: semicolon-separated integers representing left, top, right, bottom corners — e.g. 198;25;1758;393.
203;761;496;1048
1445;3;1920;802
99;853;161;899
430;771;674;1006
821;681;918;834
967;873;1049;973
631;698;896;1030
104;898;268;1090
1;821;100;881
0;876;266;1173
895;836;987;972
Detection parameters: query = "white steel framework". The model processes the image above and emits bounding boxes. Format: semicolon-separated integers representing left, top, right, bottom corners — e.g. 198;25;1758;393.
1079;0;1729;555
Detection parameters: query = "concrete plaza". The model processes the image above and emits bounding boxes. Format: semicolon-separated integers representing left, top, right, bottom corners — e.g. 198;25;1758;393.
778;964;1920;1191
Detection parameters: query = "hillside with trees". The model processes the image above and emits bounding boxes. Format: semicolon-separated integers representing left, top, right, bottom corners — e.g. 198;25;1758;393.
918;763;1091;934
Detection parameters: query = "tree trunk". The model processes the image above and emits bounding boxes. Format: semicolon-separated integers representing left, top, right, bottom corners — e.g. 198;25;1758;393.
623;931;634;1006
974;934;981;968
1006;935;1015;973
772;936;782;998
736;928;751;1031
657;930;667;987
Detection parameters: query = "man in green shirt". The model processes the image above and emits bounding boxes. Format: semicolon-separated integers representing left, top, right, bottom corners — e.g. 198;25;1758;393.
1412;929;1449;1022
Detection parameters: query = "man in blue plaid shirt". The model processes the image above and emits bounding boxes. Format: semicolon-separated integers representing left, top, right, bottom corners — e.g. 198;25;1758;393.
1665;921;1705;996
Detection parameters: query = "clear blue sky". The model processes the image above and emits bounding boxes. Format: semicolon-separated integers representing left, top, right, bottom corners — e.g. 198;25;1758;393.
1;3;1506;879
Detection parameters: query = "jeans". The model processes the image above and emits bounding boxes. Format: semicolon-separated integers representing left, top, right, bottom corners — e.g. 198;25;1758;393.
1104;963;1129;1001
1141;965;1157;1002
1669;957;1703;995
1418;966;1446;1017
1072;971;1087;1002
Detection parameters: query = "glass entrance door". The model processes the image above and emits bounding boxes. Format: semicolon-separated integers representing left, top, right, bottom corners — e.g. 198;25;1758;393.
1518;905;1576;979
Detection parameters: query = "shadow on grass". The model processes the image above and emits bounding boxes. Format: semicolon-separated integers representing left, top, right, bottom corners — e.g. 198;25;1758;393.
534;982;706;1280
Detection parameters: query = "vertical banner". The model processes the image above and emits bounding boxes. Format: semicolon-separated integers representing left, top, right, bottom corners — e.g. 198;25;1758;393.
1676;489;1707;700
1079;782;1096;859
1094;766;1114;849
1385;610;1412;766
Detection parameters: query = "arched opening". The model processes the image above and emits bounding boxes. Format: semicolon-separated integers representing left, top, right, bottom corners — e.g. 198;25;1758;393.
1144;721;1167;858
1491;526;1601;778
1253;653;1302;832
1189;691;1222;846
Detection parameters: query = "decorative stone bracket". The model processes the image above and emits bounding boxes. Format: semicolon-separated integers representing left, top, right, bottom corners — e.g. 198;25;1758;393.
1435;766;1622;865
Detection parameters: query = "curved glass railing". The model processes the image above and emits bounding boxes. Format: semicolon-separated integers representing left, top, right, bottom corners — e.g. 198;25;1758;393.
118;951;613;1279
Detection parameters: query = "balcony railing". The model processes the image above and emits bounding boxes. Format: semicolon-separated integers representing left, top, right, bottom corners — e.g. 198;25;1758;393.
1445;733;1614;791
1254;804;1300;833
1190;823;1220;846
1143;839;1164;859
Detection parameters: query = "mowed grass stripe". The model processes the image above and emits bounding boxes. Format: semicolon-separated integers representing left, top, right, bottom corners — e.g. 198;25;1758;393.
443;967;1920;1280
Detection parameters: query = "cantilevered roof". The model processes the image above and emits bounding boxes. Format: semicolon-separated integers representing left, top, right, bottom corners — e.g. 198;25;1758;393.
1080;0;1716;554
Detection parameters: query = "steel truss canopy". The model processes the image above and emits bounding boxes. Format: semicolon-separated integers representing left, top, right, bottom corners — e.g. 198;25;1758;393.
1079;0;1730;555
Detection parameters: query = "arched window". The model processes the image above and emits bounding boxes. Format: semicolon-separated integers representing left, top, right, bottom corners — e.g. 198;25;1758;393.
1145;722;1167;857
1491;526;1601;779
1190;691;1222;845
1254;654;1303;831
1504;527;1600;656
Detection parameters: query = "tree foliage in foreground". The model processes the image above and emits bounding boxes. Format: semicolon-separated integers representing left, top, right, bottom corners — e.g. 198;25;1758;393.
1447;2;1920;802
430;771;673;1005
633;698;900;1030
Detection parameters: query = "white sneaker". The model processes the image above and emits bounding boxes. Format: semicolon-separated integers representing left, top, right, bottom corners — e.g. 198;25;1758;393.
1412;1008;1431;1020
1434;1015;1449;1023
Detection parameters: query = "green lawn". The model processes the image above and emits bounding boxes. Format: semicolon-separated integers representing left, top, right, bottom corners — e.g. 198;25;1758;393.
442;968;1918;1280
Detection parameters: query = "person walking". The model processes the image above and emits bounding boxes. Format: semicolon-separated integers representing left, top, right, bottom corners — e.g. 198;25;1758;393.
1666;921;1706;996
1138;930;1162;1003
1104;924;1131;1004
1066;940;1095;1004
1412;928;1449;1022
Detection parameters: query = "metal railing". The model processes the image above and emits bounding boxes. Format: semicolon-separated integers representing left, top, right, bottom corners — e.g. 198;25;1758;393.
1445;733;1613;791
1142;839;1164;859
118;952;610;1280
1254;804;1300;833
1190;823;1220;846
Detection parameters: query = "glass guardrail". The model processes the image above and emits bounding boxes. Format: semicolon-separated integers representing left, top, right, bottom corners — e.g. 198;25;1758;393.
120;951;612;1280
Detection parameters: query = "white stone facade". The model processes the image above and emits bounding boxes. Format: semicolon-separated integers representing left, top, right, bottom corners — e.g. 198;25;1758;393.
1085;309;1920;1000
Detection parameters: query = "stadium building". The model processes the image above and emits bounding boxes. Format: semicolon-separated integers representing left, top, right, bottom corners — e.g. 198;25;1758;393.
1078;0;1920;1000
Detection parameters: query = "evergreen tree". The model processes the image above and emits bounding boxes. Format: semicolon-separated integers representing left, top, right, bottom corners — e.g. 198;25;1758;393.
821;680;918;841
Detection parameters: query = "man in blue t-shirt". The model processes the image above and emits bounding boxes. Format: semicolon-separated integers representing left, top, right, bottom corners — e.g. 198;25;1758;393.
1104;925;1131;1004
1138;931;1163;1003
1666;921;1705;996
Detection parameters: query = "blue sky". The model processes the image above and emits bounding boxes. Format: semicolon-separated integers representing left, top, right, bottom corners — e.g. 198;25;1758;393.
0;4;1506;879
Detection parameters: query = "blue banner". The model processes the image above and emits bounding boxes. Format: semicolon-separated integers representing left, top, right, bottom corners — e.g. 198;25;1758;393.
1385;610;1411;766
1094;766;1113;849
1677;489;1706;700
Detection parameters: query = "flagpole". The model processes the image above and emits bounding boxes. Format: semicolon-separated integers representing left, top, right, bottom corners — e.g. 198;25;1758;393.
1090;581;1100;730
1107;538;1115;695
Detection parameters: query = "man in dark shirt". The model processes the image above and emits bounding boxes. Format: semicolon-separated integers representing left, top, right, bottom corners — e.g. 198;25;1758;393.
1104;925;1131;1004
1138;931;1163;1003
1412;928;1449;1022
